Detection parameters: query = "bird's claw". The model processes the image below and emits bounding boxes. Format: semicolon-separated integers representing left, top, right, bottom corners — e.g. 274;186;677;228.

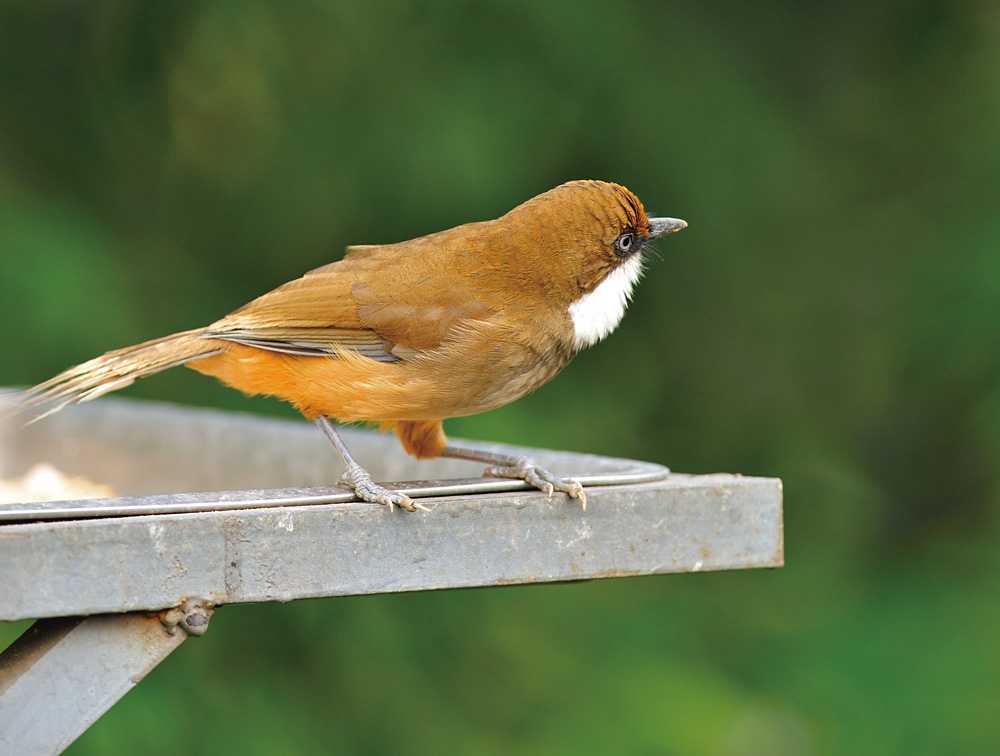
338;467;429;513
485;456;587;510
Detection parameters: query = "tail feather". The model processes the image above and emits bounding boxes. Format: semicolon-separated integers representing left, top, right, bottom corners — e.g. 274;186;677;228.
16;329;223;420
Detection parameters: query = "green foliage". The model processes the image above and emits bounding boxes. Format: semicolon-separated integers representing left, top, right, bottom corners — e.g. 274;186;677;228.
2;1;999;753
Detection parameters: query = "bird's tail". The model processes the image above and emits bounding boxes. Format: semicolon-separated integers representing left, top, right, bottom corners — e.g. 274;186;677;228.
14;329;223;420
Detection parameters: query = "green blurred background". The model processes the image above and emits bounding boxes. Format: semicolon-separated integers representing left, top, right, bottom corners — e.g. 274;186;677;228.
2;1;999;753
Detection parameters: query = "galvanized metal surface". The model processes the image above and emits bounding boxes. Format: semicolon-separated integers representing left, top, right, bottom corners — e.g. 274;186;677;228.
0;393;665;497
0;464;667;521
0;611;207;755
0;394;782;755
0;473;782;622
0;395;783;623
0;393;671;520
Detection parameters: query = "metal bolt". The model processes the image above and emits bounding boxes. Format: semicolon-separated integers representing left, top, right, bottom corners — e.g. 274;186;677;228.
159;599;214;637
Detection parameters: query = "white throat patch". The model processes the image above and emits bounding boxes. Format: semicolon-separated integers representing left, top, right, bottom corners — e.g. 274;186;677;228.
568;255;644;350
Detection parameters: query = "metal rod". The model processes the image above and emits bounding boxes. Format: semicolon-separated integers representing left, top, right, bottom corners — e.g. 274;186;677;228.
0;461;669;522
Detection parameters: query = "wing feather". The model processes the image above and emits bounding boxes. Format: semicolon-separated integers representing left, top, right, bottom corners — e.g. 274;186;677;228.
205;236;495;362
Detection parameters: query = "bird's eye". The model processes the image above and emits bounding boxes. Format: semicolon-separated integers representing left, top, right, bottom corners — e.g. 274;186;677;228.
614;232;635;256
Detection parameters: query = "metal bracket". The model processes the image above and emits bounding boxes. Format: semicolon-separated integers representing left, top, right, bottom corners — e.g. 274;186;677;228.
0;610;200;754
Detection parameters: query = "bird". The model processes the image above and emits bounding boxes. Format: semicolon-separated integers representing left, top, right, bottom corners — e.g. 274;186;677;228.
16;180;686;512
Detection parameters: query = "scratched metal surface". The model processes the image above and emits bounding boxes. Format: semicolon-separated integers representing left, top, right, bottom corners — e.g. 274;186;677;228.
0;394;783;622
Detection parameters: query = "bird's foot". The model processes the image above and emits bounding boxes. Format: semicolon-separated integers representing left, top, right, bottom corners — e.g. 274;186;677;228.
484;456;587;510
338;466;429;513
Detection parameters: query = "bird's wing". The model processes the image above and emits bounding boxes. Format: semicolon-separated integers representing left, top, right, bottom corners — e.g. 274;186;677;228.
205;242;493;362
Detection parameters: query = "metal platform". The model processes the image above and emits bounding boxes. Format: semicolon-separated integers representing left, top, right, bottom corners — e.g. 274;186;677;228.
0;394;783;754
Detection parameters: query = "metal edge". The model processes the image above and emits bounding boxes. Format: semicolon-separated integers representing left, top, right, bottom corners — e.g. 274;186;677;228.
0;461;671;522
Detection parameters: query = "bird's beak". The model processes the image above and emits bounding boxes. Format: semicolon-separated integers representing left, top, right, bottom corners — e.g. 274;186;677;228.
648;217;688;239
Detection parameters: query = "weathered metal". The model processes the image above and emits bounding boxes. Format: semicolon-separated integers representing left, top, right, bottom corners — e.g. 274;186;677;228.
0;472;781;622
0;395;782;755
0;613;200;754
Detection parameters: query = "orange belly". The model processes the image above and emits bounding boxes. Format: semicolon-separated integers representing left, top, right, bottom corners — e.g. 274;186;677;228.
188;343;437;422
189;343;453;458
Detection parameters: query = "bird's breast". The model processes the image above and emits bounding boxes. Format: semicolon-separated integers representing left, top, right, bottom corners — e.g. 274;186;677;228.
408;316;576;418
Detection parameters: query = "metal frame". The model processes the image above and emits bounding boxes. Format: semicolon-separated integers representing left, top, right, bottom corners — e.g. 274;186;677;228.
0;396;783;754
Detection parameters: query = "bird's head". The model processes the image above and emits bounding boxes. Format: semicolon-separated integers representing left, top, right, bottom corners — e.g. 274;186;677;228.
505;180;686;350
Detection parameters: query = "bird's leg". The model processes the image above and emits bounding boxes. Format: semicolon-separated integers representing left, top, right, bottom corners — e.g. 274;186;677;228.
314;416;429;512
440;445;587;510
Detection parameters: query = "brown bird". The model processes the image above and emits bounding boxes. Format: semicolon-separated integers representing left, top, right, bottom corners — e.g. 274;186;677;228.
17;180;686;511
